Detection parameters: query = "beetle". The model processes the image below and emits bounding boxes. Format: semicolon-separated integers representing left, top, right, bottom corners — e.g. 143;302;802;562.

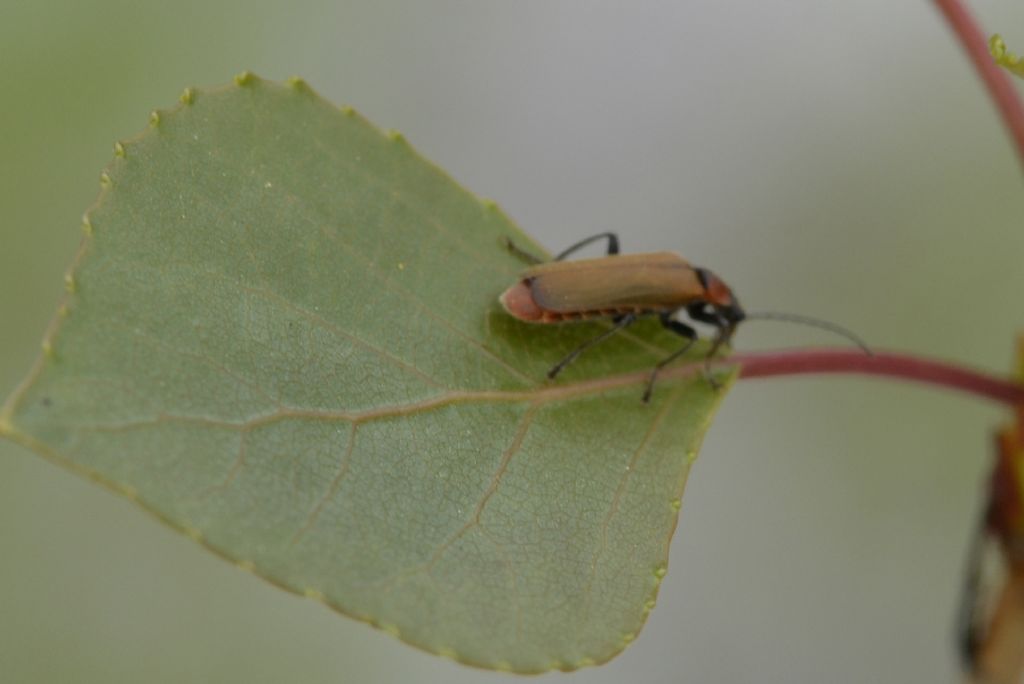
500;232;869;401
956;407;1024;680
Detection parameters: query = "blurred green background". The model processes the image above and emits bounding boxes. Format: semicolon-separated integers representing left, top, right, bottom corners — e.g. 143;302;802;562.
3;2;1024;682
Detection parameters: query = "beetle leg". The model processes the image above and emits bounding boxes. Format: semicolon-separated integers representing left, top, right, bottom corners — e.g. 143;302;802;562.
552;232;620;261
547;313;636;380
686;303;733;389
642;314;698;402
503;237;545;265
694;322;736;389
505;233;621;265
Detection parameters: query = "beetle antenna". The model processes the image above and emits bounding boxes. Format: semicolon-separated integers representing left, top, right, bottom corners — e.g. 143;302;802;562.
743;311;872;356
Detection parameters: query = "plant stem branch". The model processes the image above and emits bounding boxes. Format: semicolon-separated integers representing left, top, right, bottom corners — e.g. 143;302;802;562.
933;0;1024;171
726;348;1024;406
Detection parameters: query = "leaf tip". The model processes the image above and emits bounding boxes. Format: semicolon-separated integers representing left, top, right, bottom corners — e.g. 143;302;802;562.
41;340;54;359
149;110;161;128
234;70;257;87
113;141;126;158
340;104;356;117
386;129;407;144
669;497;681;512
81;214;93;237
621;632;637;645
574;657;596;669
653;564;668;579
436;646;458;661
63;273;76;294
99;171;112;189
179;87;196;105
642;598;656;614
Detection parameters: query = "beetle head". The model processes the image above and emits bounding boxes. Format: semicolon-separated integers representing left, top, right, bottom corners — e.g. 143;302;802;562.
696;267;745;325
718;298;746;326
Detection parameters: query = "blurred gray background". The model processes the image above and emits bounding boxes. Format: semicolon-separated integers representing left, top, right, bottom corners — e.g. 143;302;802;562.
3;2;1024;682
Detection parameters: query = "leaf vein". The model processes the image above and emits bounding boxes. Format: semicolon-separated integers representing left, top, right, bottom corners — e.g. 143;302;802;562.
579;383;680;618
424;404;539;573
290;425;358;546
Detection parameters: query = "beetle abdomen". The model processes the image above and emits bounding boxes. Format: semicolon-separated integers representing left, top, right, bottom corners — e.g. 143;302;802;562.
539;307;650;322
499;280;544;321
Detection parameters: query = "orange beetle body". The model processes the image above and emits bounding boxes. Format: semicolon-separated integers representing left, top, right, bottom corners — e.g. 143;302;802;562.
498;233;745;401
499;233;868;401
500;251;741;324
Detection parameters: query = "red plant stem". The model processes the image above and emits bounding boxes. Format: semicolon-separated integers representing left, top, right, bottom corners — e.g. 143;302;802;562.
725;348;1024;407
933;0;1024;170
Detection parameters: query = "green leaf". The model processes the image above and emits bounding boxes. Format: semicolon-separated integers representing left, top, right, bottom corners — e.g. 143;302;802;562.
990;34;1024;79
0;74;732;673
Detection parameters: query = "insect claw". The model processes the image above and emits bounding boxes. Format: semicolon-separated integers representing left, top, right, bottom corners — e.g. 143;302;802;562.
702;363;722;390
503;236;544;265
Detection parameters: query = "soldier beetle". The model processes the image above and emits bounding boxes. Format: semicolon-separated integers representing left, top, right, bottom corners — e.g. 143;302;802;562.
500;232;870;401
